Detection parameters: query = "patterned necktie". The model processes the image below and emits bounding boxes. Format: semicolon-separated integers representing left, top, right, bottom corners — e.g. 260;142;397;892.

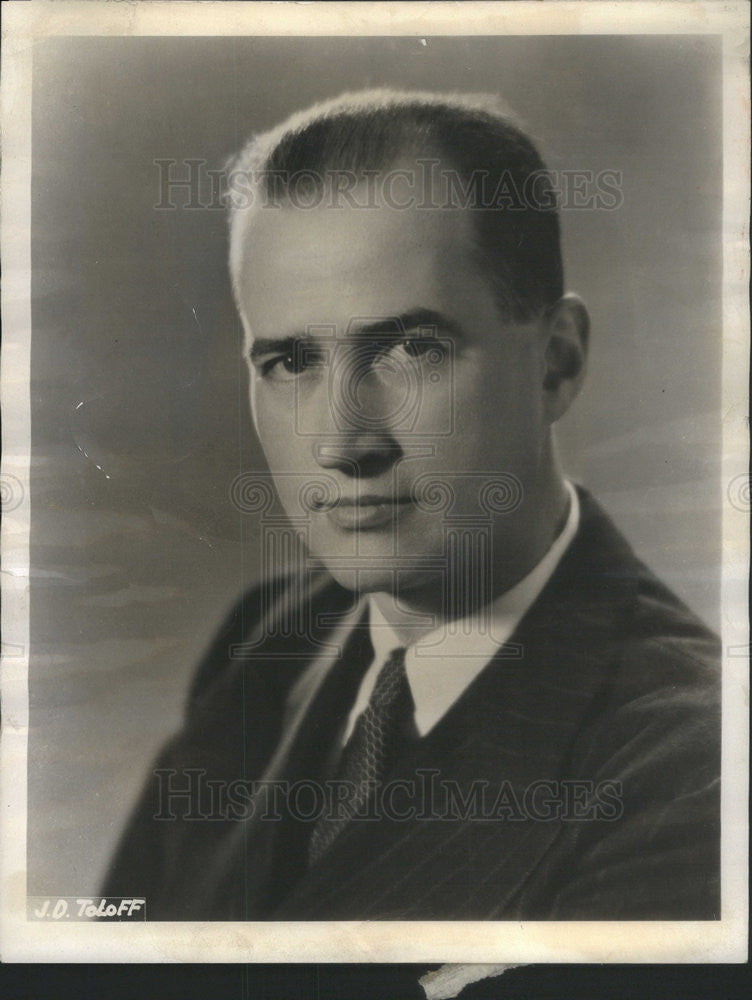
308;646;413;866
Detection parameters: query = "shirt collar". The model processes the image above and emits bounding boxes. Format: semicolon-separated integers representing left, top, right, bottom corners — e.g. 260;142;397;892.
367;480;581;736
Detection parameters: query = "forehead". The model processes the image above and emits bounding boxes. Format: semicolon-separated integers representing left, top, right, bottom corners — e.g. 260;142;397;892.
236;188;486;336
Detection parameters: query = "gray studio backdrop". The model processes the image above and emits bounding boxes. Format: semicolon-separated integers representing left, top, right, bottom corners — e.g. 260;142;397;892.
30;35;721;895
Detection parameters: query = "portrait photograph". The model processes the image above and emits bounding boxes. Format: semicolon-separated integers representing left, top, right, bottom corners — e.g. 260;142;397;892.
1;0;748;966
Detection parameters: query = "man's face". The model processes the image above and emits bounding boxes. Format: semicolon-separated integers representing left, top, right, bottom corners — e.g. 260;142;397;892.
237;175;551;602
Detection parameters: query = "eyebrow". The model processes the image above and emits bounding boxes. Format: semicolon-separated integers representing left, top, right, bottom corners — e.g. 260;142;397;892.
355;308;466;339
249;336;305;363
248;307;465;362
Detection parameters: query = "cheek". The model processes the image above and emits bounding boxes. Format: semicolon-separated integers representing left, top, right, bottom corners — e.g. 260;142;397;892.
446;353;543;465
252;385;302;464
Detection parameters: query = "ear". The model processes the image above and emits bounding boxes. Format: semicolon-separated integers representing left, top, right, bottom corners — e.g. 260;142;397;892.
540;293;589;423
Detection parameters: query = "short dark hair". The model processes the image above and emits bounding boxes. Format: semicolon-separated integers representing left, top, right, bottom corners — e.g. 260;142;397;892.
227;89;563;324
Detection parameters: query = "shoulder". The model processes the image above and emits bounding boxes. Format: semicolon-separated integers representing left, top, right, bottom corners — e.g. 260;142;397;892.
186;568;354;708
574;578;719;833
600;506;719;725
619;567;720;704
564;486;720;770
185;578;265;705
537;495;720;917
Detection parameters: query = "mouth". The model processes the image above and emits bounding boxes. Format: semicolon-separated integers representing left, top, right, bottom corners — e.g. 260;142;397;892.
319;495;414;531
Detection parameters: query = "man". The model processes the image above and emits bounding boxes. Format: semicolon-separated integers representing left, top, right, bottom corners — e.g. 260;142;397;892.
103;90;720;920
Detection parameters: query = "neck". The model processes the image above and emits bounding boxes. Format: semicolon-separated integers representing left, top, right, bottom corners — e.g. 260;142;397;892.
373;458;571;643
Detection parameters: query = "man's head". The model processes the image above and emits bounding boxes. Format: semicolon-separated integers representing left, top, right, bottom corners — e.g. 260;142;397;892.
228;90;564;326
227;90;589;610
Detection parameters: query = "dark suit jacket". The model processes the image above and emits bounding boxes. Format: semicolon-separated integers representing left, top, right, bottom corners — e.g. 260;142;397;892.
103;488;720;920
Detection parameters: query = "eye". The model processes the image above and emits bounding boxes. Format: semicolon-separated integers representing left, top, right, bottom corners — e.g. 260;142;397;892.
260;354;299;380
399;337;447;362
401;337;432;358
260;344;322;381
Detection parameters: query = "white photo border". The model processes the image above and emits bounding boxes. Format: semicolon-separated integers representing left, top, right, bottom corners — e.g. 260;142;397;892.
1;0;748;964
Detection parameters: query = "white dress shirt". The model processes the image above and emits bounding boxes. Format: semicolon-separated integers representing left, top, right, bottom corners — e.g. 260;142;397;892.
342;480;580;741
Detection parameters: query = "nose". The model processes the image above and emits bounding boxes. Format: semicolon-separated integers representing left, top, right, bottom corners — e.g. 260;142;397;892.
313;346;404;479
315;438;402;479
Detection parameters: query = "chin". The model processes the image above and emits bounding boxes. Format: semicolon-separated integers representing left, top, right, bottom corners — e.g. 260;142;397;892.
322;566;397;595
321;563;445;603
308;523;447;596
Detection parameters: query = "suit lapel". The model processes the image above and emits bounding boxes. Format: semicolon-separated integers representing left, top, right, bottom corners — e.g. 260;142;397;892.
272;490;637;918
196;573;368;918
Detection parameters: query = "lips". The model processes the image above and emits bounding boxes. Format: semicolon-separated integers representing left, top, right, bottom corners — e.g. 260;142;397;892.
321;495;414;531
